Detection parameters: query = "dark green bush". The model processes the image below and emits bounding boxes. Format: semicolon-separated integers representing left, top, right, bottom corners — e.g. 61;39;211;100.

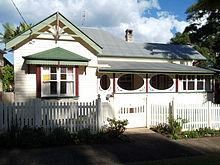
48;127;72;146
197;127;215;136
0;119;130;148
19;126;46;148
151;123;170;134
106;117;128;137
77;128;92;144
183;131;200;138
168;116;188;136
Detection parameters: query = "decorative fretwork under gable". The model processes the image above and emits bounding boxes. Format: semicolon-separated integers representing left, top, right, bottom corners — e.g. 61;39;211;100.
5;12;102;55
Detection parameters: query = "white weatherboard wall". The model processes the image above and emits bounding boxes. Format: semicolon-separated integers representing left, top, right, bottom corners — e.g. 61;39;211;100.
14;39;98;102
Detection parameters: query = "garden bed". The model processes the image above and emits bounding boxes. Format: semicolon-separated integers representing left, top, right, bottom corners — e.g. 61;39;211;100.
150;117;220;140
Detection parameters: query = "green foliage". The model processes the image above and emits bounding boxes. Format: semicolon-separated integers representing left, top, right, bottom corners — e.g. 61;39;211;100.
170;0;220;69
0;118;130;148
151;117;187;139
196;127;215;136
170;32;191;45
168;116;188;136
0;22;32;43
168;134;181;140
77;128;93;143
151;123;170;134
106;117;128;137
183;131;200;138
2;64;14;92
49;127;72;146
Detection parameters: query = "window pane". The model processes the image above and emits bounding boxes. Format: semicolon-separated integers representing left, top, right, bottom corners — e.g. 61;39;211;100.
43;74;50;81
60;82;67;94
50;82;57;94
42;82;50;95
61;67;66;73
197;82;204;90
205;78;211;91
100;75;110;90
68;68;73;73
150;74;173;90
188;82;195;90
51;74;57;80
183;82;186;90
51;67;56;73
61;74;67;80
118;74;144;90
66;82;74;95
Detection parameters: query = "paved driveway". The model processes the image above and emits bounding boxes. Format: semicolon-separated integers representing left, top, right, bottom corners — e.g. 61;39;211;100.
0;128;219;165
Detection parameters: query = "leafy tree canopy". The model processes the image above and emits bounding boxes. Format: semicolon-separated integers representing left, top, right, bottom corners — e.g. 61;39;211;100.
171;0;220;68
0;22;32;43
2;64;14;92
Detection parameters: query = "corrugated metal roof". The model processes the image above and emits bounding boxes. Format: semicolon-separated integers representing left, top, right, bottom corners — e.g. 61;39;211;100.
23;47;90;62
98;61;214;74
80;28;206;60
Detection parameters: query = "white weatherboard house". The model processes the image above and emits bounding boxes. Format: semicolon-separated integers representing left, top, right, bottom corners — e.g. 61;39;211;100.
5;12;216;128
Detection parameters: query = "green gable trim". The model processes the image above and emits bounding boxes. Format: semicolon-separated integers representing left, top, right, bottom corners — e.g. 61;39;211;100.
6;14;56;49
98;69;215;74
98;54;207;61
5;12;102;54
25;60;88;66
23;47;90;62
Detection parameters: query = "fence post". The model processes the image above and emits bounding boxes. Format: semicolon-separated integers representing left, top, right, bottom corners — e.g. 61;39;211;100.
34;98;41;127
208;101;212;128
96;95;102;131
146;96;151;128
171;98;177;119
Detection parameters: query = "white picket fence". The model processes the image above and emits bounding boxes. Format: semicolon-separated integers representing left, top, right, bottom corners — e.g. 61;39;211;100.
1;97;220;133
150;101;220;130
0;98;102;133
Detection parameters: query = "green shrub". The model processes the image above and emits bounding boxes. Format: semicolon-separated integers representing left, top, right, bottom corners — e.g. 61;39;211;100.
77;128;92;144
169;134;181;140
49;127;72;146
151;123;170;134
19;126;46;148
197;127;215;136
183;131;200;138
168;116;188;135
106;118;128;137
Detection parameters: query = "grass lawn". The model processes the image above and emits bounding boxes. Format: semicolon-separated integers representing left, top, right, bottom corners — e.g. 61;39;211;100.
117;154;220;165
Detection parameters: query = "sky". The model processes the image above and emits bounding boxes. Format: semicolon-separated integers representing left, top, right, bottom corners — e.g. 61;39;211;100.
0;0;197;64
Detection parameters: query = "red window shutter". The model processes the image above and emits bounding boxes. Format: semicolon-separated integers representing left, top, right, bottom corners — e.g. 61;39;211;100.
75;66;79;96
36;66;41;98
176;75;179;92
146;74;148;93
113;73;116;93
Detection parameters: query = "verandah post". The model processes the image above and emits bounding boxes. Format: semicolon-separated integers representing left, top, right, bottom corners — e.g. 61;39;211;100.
96;95;102;131
34;98;41;127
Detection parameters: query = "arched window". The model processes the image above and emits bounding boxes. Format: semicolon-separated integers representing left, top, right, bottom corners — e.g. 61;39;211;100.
100;75;110;90
118;74;144;90
150;74;173;90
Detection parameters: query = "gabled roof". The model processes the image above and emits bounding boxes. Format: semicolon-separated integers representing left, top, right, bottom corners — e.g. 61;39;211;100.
5;12;102;54
81;28;206;61
23;47;90;61
98;61;214;74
